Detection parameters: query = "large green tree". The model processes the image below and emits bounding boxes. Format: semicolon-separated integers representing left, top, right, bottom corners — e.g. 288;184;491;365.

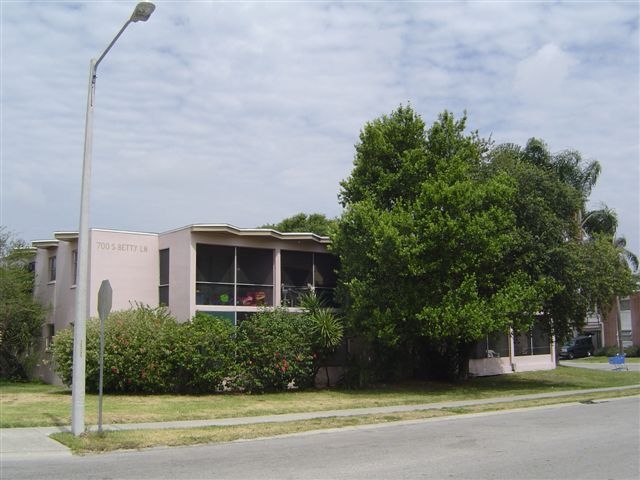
485;140;592;341
334;106;632;380
479;139;636;343
333;107;550;379
0;228;46;380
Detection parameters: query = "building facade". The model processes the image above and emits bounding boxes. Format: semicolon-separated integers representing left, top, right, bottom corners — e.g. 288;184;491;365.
32;224;337;383
582;292;640;350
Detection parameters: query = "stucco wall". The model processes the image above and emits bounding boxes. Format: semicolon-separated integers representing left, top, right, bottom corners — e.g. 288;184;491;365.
88;229;159;316
159;228;193;322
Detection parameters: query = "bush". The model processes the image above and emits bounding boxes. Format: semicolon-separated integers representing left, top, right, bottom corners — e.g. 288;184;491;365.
594;346;621;357
52;305;324;394
53;305;178;393
623;345;640;357
592;345;639;357
170;313;238;393
99;305;177;393
236;308;316;393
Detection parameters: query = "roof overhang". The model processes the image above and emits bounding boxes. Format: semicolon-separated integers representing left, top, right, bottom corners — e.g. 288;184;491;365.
31;239;59;249
188;224;331;244
54;231;79;242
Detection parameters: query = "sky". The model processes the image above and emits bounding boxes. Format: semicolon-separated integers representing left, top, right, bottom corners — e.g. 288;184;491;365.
1;1;638;257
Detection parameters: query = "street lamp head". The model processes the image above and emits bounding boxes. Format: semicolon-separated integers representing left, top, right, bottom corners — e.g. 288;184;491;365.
131;2;155;22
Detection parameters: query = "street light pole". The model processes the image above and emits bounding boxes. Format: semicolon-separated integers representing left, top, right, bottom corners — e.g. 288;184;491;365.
72;2;155;436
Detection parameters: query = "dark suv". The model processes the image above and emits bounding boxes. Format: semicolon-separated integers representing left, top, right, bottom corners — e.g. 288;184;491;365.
559;336;594;359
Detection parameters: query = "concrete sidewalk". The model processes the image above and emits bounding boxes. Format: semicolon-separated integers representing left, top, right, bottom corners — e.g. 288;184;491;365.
2;385;639;461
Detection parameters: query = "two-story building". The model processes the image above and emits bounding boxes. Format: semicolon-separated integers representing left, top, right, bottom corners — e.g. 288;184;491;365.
32;224;337;384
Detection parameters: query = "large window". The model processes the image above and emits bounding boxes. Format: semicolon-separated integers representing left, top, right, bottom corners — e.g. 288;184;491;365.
159;249;170;306
196;244;273;306
281;251;339;307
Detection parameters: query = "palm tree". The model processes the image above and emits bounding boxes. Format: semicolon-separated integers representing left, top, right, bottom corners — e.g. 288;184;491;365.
582;207;639;353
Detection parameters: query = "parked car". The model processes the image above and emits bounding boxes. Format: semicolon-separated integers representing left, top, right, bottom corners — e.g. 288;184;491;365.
559;336;594;359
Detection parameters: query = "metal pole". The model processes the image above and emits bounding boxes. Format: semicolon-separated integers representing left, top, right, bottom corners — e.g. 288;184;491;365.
70;2;155;437
71;57;97;436
98;310;105;434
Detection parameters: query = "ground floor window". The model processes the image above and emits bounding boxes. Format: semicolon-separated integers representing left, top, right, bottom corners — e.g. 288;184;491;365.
470;331;510;359
514;319;551;356
44;324;55;351
196;310;256;327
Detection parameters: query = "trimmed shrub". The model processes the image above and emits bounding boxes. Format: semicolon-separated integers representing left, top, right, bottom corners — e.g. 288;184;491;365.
52;305;332;394
236;308;315;393
53;305;178;393
170;313;238;393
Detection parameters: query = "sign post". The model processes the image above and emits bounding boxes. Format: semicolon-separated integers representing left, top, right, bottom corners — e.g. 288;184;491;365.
97;279;112;434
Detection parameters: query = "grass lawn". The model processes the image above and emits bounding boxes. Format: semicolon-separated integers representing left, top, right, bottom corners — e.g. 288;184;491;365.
50;389;639;454
2;366;639;429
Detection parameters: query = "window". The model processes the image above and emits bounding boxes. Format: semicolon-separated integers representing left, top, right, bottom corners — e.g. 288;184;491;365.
197;311;255;327
471;331;510;359
314;253;339;307
196;244;274;306
45;324;55;351
514;319;551;356
281;250;339;307
196;310;235;326
48;256;57;282
281;251;312;307
237;247;273;306
619;298;631;311
159;249;170;306
71;250;78;285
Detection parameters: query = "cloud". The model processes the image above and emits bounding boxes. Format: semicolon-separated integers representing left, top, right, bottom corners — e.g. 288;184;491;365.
1;1;637;255
513;43;576;101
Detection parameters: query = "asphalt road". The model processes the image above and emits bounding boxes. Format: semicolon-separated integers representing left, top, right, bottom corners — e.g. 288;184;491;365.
4;396;639;480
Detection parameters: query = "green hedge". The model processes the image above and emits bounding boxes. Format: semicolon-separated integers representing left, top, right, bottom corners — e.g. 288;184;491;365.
235;308;316;392
52;305;322;394
594;345;640;357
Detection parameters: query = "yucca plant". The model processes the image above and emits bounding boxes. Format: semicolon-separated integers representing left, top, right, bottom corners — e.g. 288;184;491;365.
301;290;344;387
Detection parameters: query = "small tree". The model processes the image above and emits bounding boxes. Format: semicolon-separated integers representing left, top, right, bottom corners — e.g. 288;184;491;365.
0;228;46;380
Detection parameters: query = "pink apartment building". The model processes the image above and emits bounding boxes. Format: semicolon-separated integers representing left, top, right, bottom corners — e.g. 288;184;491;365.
32;224;337;384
